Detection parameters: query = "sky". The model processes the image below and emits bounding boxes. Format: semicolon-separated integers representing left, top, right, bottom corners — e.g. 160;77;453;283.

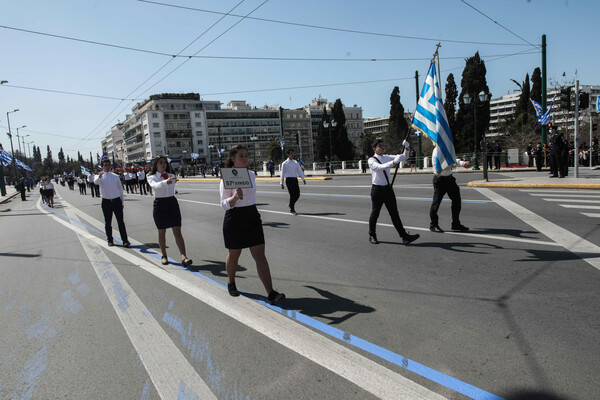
1;0;598;160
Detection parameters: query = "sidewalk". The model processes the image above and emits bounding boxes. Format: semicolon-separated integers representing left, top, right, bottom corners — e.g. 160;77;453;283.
0;186;20;204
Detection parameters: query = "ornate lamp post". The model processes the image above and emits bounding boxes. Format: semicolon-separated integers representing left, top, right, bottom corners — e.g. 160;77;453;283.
322;118;336;174
462;91;489;170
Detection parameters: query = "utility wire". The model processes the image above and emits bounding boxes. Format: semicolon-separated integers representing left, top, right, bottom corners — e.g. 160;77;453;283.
0;24;538;62
138;0;533;47
459;0;539;49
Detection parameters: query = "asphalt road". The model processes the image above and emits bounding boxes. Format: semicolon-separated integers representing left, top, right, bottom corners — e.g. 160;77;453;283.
0;173;598;400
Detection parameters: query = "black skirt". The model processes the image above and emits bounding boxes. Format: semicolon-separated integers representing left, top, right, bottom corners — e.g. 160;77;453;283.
223;205;265;249
153;196;182;229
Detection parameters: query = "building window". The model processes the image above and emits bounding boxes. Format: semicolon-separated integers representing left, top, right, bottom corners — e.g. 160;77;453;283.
194;113;201;118
152;113;158;118
153;123;160;128
197;140;203;144
154;132;161;137
195;122;202;127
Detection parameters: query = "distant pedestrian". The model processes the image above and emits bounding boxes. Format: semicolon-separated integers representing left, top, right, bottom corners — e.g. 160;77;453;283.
280;149;306;215
368;139;419;245
493;141;502;169
220;145;285;305
533;143;544;171
137;168;147;195
15;177;26;201
95;156;130;248
148;156;192;267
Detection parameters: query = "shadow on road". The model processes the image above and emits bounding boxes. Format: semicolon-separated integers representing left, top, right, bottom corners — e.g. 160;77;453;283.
183;259;248;278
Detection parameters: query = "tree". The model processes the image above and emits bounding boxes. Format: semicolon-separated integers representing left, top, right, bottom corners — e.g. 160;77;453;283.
530;67;543;137
514;73;535;127
315;107;330;161
384;87;408;151
266;136;283;163
331;99;355;160
58;147;66;167
444;73;459;136
456;52;491;154
43;145;53;169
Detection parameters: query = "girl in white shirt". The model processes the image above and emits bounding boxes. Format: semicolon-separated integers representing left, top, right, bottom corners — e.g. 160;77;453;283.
220;145;285;305
147;156;192;267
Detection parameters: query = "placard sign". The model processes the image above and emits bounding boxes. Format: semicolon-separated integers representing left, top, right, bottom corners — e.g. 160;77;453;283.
221;168;253;189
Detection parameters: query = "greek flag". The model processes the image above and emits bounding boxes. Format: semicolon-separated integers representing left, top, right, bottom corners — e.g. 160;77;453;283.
15;159;32;172
81;166;90;175
412;62;456;176
0;148;13;166
279;137;285;152
530;96;556;126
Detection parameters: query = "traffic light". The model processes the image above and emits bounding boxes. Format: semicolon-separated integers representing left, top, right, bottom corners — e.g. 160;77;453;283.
579;92;589;110
559;86;571;110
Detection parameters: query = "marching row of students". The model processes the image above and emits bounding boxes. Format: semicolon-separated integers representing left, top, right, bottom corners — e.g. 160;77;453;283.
49;139;469;306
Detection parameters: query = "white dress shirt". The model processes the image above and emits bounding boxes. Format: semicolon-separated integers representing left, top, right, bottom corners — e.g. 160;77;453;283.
137;170;146;180
94;172;124;202
147;172;176;198
280;158;306;185
368;150;408;186
220;170;257;210
87;173;95;183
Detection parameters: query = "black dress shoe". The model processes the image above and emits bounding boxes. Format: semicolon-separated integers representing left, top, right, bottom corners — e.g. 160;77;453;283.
228;282;240;297
107;241;114;247
123;241;131;248
429;225;444;233
451;224;469;232
369;235;380;244
402;233;419;245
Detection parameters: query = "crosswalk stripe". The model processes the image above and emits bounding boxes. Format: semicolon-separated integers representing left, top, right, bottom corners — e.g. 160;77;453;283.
560;204;600;210
543;198;599;203
581;213;600;218
528;193;600;198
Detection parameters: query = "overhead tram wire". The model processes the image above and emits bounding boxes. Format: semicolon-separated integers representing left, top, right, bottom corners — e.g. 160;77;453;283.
75;0;249;145
0;25;540;62
137;0;533;47
459;0;539;49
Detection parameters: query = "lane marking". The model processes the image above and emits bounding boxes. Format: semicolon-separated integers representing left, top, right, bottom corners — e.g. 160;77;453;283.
542;198;599;203
177;198;559;248
38;199;217;400
476;188;600;271
527;193;600;198
44;197;500;399
560;205;600;210
581;213;600;218
519;189;600;194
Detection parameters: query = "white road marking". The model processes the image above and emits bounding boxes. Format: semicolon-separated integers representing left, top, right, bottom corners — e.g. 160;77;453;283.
542;198;600;203
177;198;560;247
560;204;600;210
43;199;446;400
581;213;600;218
519;189;600;194
38;199;217;400
476;188;600;271
527;193;600;198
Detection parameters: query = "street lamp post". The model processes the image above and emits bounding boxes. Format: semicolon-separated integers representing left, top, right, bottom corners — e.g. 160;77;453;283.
16;125;26;156
462;91;489;170
250;135;259;174
21;133;29;160
323;119;336;174
7;109;19;178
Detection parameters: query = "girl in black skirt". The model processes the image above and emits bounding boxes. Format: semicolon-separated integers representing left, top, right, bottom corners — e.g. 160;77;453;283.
220;145;285;305
148;155;192;267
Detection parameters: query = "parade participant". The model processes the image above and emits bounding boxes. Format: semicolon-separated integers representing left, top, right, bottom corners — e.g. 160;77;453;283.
77;176;87;195
42;176;55;207
15;177;26;201
429;146;472;233
94;156;130;247
368;139;419;245
147;156;192;266
280;149;306;215
88;171;98;197
137;168;147;195
220;145;285;305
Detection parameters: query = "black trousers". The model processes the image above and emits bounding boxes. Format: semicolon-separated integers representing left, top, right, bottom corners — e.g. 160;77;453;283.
369;185;406;237
430;175;461;227
101;198;128;243
138;179;147;194
286;177;300;211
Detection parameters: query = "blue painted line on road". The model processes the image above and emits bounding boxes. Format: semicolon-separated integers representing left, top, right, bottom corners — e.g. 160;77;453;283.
47;200;502;399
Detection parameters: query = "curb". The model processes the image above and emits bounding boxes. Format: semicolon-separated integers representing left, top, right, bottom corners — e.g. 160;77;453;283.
0;190;19;205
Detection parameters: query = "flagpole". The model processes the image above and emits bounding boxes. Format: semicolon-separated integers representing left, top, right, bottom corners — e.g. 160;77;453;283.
391;44;441;186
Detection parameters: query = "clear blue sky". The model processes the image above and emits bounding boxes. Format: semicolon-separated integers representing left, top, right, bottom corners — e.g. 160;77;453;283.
1;0;597;159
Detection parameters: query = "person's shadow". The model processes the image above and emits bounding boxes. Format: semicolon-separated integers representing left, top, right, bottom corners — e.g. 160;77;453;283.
183;259;248;278
280;285;375;325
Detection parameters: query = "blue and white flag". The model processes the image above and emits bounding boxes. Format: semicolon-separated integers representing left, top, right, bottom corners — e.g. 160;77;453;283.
0;148;13;166
81;166;90;175
531;96;556;126
412;62;456;176
15;159;32;172
279;137;285;152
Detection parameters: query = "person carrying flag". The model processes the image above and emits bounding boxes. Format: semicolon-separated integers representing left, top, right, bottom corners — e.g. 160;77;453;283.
412;54;473;234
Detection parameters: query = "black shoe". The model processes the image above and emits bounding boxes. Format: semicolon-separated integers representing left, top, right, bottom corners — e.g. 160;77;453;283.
558;175;565;178
402;233;419;245
549;175;558;178
290;210;298;215
107;241;114;247
227;282;240;297
451;224;469;232
429;225;444;233
369;235;379;244
268;290;285;305
123;241;131;248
